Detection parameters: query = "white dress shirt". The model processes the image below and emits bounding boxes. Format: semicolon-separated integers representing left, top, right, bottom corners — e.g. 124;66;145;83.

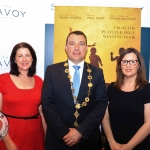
68;59;84;84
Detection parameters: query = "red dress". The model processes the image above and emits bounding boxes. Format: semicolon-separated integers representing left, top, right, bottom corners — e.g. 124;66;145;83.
0;73;44;150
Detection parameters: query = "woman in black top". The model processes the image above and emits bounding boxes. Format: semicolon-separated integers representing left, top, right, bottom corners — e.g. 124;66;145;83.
102;48;150;150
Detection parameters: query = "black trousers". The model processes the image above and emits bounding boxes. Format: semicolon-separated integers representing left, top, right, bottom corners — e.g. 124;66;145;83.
71;128;102;150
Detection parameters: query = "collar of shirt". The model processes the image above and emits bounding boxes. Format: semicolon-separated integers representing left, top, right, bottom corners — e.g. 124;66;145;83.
68;59;84;83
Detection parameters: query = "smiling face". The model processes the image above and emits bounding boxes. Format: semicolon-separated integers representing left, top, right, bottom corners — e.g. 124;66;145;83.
14;48;33;73
121;52;140;78
65;33;88;64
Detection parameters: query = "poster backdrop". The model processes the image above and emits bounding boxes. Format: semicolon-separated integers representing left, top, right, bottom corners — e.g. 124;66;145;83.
54;6;141;83
0;0;150;80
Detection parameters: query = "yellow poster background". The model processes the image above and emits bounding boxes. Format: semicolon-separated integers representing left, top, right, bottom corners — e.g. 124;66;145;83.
54;6;141;83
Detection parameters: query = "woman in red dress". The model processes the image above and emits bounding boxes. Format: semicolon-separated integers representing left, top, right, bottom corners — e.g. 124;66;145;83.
0;42;46;150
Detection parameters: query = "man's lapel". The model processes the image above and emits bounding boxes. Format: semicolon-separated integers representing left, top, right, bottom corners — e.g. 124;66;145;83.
60;62;74;104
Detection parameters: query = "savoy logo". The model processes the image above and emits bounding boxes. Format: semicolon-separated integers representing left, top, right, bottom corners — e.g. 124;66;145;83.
0;56;10;73
0;5;26;19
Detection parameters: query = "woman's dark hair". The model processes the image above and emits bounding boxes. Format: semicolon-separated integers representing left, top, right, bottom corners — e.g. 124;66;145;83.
10;42;37;77
115;47;148;89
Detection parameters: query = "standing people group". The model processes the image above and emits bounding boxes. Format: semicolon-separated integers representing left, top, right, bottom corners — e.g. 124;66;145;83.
0;31;150;150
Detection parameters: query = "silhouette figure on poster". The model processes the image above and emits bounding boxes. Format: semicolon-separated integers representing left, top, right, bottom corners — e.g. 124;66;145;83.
88;43;96;47
110;47;125;62
110;47;125;73
89;47;103;68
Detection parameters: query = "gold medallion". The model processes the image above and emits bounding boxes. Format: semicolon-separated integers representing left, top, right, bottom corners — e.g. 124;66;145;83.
75;104;80;109
85;97;89;102
64;63;68;67
88;83;93;87
64;62;93;126
74;121;78;127
65;69;69;73
88;75;92;80
87;69;92;73
68;75;71;79
74;110;80;118
82;102;87;106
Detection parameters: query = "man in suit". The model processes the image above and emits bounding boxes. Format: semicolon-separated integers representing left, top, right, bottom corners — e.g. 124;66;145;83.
42;30;108;150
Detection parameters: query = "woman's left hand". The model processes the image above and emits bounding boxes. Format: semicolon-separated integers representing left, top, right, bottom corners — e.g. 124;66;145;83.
120;144;131;150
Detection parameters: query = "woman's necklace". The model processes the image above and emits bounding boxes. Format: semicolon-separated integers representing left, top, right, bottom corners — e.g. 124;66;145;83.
64;62;93;127
25;82;28;87
19;75;29;88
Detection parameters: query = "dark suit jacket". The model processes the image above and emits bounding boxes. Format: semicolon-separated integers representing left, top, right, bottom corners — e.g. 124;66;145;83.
42;61;108;150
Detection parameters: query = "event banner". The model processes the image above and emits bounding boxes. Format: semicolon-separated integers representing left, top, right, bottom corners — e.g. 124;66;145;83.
54;6;141;83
